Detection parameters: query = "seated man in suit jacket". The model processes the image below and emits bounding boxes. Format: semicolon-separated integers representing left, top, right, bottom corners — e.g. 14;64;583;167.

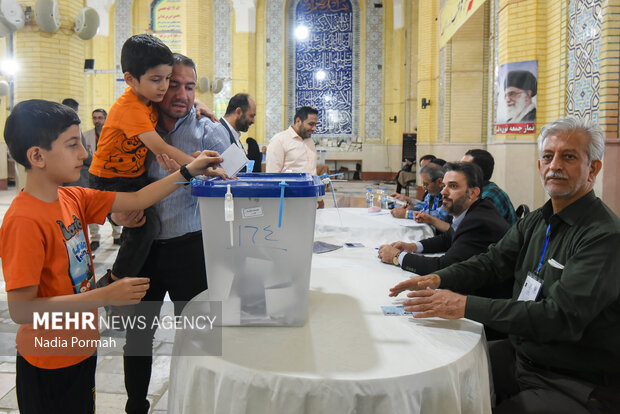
378;161;510;277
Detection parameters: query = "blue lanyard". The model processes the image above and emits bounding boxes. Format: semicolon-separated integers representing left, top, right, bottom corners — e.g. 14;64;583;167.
536;224;552;273
424;196;438;213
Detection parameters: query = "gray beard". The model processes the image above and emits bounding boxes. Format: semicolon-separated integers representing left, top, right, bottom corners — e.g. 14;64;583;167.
507;95;528;120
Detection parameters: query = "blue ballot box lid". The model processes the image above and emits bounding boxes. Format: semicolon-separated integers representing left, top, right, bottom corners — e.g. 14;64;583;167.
191;173;325;198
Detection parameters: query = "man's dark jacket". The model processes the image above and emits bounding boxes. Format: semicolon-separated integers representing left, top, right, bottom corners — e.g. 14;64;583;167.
401;198;510;276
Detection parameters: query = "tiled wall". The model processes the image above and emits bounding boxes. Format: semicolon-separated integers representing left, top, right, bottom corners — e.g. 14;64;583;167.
214;0;232;102
600;0;620;138
566;0;602;123
265;0;286;139
114;0;133;100
365;0;383;140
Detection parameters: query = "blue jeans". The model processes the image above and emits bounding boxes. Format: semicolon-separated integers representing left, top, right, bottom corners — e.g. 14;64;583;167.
88;173;160;278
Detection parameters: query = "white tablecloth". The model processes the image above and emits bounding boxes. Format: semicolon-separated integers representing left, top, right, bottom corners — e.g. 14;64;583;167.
314;207;435;246
169;214;492;413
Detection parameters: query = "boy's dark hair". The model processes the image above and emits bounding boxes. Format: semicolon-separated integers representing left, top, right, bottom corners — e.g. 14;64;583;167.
172;53;197;77
225;93;252;116
92;108;107;117
444;161;483;193
465;148;494;182
294;106;318;123
121;34;174;80
61;98;79;111
4;100;81;169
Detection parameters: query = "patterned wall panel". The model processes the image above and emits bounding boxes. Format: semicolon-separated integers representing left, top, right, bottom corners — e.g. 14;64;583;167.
115;0;133;99
365;0;382;140
487;0;499;140
265;0;286;139
566;0;602;122
214;1;232;79
600;1;620;136
213;0;232;112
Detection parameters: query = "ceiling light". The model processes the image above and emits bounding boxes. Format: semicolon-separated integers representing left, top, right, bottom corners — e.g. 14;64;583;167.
294;25;309;40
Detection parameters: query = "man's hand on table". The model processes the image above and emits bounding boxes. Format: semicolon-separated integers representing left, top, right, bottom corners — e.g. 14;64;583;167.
378;245;401;264
378;242;416;264
391;207;407;218
387;273;465;319
402;289;466;319
391;241;417;253
389;274;441;296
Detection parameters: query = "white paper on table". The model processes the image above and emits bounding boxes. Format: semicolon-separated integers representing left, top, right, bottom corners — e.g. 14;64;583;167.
220;144;249;177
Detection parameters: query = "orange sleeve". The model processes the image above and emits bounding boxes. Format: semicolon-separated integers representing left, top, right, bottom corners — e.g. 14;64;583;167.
62;187;116;226
0;217;45;291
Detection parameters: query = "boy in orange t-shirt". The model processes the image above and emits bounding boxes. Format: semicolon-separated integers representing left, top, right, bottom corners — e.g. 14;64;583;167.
0;100;222;413
89;34;199;282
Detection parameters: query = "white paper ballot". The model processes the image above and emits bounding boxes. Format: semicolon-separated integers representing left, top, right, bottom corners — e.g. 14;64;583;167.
220;144;249;177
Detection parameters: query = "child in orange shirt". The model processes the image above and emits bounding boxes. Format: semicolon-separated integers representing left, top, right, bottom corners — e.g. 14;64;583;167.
0;100;222;413
89;34;200;283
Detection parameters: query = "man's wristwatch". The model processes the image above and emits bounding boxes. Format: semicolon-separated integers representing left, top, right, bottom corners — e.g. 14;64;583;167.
392;255;400;266
179;164;194;183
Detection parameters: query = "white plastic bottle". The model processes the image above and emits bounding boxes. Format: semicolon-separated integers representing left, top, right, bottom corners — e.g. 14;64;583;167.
380;187;389;209
366;189;374;209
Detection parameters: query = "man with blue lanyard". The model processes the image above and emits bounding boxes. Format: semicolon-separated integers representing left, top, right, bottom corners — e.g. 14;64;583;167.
389;117;620;413
391;162;450;224
113;53;228;414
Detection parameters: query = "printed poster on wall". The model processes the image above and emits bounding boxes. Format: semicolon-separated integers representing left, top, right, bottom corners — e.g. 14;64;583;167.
150;0;184;53
495;60;537;134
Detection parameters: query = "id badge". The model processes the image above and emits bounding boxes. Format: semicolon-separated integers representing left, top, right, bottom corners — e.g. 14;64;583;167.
517;271;543;302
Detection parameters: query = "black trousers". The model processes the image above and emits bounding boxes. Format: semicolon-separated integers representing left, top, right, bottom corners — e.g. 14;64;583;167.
490;339;620;414
88;173;160;278
16;353;97;414
123;231;208;414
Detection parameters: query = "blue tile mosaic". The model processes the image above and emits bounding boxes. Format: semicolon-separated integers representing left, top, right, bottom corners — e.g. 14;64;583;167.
567;0;602;122
287;0;360;142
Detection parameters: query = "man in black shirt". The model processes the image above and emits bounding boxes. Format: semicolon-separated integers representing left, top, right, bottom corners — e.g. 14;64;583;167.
389;117;620;413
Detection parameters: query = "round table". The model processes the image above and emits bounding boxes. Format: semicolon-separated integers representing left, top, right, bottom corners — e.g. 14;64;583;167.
169;214;492;413
314;207;435;246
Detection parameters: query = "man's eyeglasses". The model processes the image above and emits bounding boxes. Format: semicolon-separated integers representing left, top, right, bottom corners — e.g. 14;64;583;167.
505;90;523;99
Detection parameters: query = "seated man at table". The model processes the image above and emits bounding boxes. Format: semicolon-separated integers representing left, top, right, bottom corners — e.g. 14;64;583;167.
378;162;509;278
391;163;450;225
389;117;620;413
462;148;516;225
